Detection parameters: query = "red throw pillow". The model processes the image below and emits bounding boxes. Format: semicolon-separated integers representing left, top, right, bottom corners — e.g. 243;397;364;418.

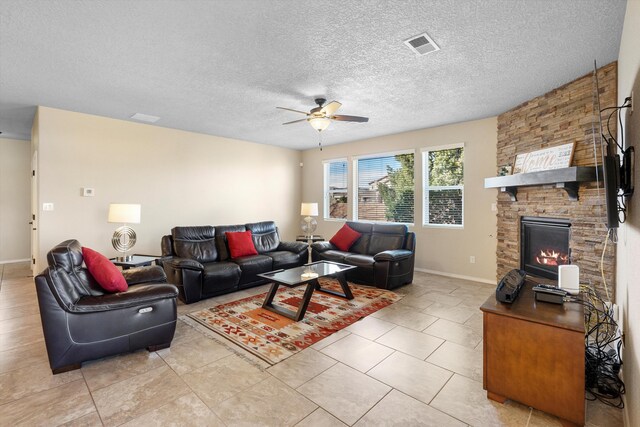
226;230;258;258
82;247;128;293
330;224;362;252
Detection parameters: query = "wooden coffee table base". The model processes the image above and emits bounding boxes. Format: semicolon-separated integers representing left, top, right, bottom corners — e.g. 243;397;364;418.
314;273;354;300
262;273;354;321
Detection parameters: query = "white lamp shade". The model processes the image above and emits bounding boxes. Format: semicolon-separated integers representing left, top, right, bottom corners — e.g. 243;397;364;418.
301;202;318;216
308;117;331;132
108;204;141;224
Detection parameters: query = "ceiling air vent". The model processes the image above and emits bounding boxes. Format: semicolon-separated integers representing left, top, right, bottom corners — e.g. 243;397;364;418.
404;32;440;56
130;113;160;123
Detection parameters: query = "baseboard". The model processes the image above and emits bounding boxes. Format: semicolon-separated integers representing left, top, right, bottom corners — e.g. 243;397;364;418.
619;358;630;427
623;396;629;427
414;268;495;285
0;258;30;265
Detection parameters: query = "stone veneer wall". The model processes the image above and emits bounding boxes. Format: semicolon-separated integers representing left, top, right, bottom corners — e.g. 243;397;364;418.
496;62;617;299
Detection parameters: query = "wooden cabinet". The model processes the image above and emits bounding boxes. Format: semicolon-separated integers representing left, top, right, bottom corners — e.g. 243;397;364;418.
480;280;585;426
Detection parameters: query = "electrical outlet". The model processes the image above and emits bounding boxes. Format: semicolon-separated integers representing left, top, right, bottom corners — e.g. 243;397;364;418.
619;303;624;335
42;203;54;211
491;203;497;212
82;187;95;197
470;256;476;264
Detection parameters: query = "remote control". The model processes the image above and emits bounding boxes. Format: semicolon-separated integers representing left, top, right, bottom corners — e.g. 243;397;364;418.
534;283;558;290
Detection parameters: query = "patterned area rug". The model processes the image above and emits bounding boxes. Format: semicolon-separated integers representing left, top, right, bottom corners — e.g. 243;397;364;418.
185;278;400;365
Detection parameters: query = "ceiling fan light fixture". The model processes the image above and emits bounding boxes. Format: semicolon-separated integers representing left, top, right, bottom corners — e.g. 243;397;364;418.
308;116;331;132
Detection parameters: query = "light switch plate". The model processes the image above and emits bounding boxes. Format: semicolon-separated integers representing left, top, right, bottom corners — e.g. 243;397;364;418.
43;203;54;211
82;187;95;197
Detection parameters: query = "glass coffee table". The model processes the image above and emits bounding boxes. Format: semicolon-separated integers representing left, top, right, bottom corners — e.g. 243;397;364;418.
257;261;357;321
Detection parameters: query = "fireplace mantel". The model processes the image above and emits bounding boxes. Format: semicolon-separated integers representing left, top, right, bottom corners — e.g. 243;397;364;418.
484;166;598;201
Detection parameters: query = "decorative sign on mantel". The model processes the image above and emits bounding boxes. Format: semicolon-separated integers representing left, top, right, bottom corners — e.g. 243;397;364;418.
512;143;575;174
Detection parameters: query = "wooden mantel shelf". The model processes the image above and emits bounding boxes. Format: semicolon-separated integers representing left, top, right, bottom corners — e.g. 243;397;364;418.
484;166;598;201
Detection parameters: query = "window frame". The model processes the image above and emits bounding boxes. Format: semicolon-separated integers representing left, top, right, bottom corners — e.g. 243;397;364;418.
323;158;349;221
421;143;465;229
352;149;415;225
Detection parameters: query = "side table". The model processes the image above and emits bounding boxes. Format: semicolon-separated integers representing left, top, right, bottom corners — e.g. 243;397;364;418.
296;235;324;243
296;236;324;264
480;279;585;426
110;255;158;270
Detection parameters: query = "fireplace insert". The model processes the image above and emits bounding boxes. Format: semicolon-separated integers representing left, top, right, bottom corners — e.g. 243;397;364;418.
520;217;571;280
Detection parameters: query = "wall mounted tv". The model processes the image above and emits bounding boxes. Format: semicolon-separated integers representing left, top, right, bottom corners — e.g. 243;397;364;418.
593;61;634;230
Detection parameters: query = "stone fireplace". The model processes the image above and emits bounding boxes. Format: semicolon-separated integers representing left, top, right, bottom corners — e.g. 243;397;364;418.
520;217;571;280
495;62;617;298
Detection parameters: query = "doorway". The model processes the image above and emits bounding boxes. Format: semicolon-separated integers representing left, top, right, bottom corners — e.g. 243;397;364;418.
31;150;38;275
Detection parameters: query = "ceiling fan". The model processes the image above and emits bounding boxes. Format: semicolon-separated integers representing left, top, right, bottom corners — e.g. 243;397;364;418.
277;98;369;133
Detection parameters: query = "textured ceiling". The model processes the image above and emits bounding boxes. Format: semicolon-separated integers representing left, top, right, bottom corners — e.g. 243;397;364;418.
0;0;627;149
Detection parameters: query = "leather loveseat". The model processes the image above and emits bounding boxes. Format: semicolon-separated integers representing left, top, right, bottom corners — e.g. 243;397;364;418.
160;221;308;303
35;240;178;374
312;221;415;290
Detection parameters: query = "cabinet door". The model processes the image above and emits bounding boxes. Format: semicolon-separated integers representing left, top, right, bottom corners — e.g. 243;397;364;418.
484;313;584;425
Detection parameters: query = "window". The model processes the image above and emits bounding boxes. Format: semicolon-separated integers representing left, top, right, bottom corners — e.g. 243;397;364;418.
354;151;414;223
422;144;464;227
323;159;348;219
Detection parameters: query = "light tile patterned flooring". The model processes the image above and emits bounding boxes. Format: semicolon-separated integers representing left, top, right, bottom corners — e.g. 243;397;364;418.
0;262;624;426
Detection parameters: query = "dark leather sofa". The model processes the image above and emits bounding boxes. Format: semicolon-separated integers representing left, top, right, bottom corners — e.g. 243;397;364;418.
160;221;308;303
34;240;178;374
312;221;415;290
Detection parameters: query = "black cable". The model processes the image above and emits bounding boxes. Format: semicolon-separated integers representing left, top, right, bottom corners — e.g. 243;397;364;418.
606;109;623;150
618;198;627;224
572;287;626;408
599;106;620;112
600;102;630;151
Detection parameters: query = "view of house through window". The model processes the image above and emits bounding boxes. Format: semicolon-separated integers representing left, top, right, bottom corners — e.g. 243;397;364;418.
355;152;414;224
323;159;348;219
423;145;464;227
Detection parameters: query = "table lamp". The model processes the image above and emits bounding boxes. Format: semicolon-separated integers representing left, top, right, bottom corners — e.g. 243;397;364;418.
108;203;141;261
300;202;318;264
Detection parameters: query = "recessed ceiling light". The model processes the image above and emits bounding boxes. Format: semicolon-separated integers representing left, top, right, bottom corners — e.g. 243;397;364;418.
404;32;440;56
130;113;160;123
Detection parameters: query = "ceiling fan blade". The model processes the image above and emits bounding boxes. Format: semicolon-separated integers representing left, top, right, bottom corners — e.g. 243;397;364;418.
276;107;309;115
282;118;308;125
331;115;369;123
321;101;342;116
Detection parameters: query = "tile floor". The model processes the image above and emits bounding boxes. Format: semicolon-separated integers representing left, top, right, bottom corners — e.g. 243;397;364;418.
0;262;624;426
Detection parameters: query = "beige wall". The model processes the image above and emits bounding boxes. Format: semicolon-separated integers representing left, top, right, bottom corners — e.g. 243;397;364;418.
0;138;31;263
302;117;497;283
32;107;302;272
617;0;640;424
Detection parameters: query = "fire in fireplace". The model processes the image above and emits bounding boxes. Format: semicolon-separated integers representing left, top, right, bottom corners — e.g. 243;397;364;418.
535;249;570;266
520;217;571;280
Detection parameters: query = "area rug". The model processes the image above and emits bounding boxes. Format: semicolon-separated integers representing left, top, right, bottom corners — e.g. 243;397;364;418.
185;278;400;365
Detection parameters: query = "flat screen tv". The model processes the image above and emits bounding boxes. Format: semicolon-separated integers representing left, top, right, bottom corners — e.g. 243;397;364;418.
593;62;620;229
602;154;620;229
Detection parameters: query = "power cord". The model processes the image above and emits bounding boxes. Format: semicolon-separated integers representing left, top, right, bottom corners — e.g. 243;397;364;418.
570;285;625;408
600;229;612;301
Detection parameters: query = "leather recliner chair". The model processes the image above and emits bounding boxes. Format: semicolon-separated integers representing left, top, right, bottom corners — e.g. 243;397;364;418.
34;240;179;374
